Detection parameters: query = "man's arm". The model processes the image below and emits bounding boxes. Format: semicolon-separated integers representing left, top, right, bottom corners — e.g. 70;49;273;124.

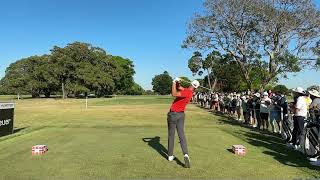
171;82;182;97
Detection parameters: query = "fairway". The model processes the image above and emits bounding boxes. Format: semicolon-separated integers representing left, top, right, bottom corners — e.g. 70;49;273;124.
0;96;319;179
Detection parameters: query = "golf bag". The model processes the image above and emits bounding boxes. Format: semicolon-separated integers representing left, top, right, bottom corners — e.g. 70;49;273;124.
303;115;320;157
282;113;293;143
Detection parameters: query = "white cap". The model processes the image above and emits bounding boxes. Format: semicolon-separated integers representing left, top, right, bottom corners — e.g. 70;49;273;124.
254;93;260;97
263;92;268;96
293;87;305;94
191;80;200;88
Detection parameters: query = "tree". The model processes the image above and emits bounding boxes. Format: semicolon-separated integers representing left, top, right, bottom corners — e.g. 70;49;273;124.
273;84;289;95
209;54;244;92
123;83;145;95
179;77;191;88
152;71;173;95
1;55;59;97
1;59;30;96
111;56;135;94
312;41;320;69
1;41;137;97
144;90;156;95
189;52;273;92
183;0;320;90
49;42;124;98
188;51;221;90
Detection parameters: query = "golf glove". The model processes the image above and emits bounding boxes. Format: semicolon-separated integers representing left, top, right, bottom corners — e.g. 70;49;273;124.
173;77;181;83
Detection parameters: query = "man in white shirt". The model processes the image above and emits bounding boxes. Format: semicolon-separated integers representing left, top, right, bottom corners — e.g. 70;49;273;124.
290;87;308;149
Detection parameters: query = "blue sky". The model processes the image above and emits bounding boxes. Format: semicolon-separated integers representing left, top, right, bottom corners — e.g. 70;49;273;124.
0;0;319;90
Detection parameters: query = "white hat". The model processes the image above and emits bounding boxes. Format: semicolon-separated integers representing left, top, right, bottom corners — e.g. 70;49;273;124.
191;80;200;88
263;92;268;96
308;89;320;98
292;87;305;94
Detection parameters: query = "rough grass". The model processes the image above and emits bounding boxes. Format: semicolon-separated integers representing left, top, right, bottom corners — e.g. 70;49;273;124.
0;96;319;179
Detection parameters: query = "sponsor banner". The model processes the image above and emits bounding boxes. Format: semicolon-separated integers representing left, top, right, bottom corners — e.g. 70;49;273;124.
0;103;14;136
0;103;14;110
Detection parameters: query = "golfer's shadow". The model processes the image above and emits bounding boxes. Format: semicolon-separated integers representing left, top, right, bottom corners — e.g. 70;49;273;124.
142;136;184;167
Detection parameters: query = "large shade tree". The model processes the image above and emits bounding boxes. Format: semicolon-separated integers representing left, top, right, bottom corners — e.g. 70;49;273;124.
183;0;320;90
152;71;173;95
1;42;137;98
1;55;59;97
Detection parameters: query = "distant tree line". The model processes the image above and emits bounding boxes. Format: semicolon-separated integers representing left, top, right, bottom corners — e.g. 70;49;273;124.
0;42;145;98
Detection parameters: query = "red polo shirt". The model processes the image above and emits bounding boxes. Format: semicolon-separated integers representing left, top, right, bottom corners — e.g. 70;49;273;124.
170;88;193;112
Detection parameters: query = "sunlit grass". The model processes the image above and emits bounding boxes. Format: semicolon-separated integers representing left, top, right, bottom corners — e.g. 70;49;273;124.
0;96;318;179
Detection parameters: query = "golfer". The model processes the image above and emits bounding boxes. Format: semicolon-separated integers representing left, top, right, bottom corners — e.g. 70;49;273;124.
167;77;200;168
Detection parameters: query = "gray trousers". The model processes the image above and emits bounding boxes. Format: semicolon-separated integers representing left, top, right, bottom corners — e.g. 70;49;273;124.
167;112;189;156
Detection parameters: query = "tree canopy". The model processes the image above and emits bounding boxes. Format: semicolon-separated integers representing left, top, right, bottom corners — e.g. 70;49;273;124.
152;71;173;95
1;42;142;97
184;0;320;90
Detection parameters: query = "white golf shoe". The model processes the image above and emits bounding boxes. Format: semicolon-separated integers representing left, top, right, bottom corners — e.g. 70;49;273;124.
168;155;175;161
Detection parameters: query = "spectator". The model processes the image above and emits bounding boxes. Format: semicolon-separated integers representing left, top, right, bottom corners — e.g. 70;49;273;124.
199;92;204;107
270;92;282;134
236;95;242;121
277;91;288;135
219;94;225;113
247;95;255;127
309;89;320;121
305;93;312;118
231;95;238;117
224;94;231;115
242;96;249;124
268;89;273;98
260;92;271;131
253;93;261;129
289;87;308;150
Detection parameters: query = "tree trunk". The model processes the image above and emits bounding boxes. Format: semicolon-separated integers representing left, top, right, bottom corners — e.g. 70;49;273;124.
62;82;65;99
235;58;252;91
212;77;218;91
206;69;212;91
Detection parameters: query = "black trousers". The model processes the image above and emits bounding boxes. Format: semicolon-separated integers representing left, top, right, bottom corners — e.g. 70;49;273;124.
291;116;305;146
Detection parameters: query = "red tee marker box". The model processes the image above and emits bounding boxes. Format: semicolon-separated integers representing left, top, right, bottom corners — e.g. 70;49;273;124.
232;145;246;155
32;145;48;155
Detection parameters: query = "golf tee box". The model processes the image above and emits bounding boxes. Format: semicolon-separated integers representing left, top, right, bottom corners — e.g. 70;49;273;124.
32;145;48;155
232;145;246;155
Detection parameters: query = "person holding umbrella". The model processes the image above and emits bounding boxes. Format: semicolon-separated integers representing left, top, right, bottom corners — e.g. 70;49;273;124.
167;78;200;168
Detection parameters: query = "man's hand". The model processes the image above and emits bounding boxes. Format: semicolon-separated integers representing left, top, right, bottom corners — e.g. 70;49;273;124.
173;77;181;83
171;77;182;97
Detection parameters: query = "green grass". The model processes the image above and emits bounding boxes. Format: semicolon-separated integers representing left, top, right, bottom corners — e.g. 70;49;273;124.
0;96;319;179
